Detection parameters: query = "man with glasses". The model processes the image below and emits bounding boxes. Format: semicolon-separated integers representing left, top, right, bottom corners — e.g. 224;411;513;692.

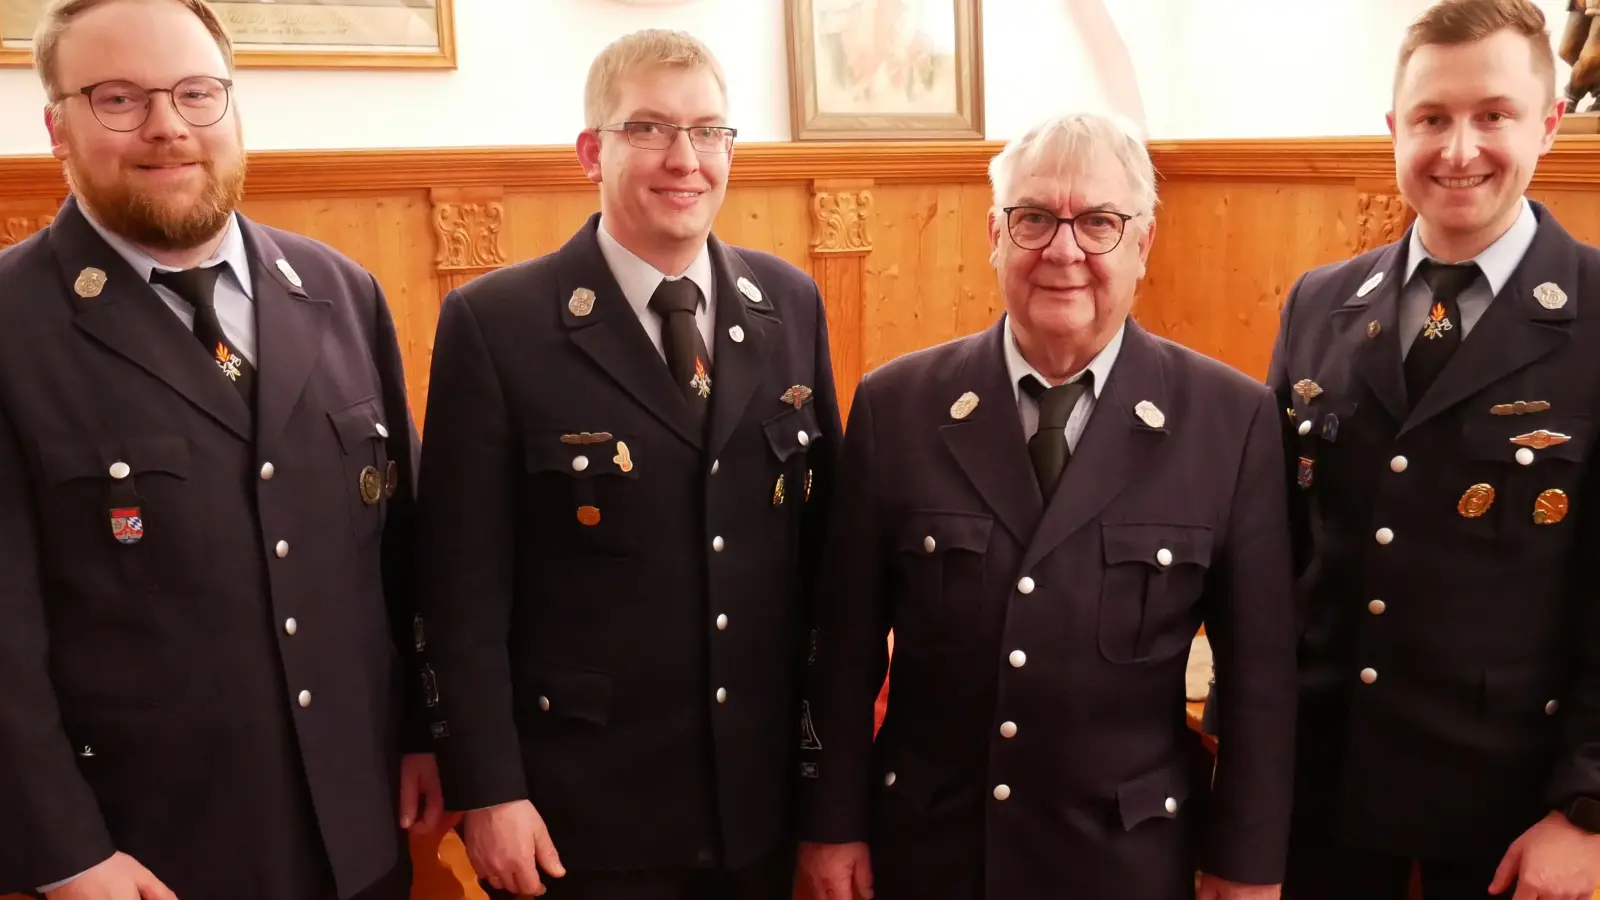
794;112;1297;900
415;28;841;900
0;1;442;898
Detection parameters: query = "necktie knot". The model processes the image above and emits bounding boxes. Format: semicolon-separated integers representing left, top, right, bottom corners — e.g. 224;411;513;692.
151;265;224;312
649;277;702;317
1419;259;1480;301
1023;371;1093;431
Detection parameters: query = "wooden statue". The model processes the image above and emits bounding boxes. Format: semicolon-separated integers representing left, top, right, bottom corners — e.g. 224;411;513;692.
1560;0;1600;113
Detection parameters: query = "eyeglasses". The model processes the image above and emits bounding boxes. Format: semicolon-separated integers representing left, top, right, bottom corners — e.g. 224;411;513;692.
596;121;737;153
1002;205;1136;255
67;76;234;133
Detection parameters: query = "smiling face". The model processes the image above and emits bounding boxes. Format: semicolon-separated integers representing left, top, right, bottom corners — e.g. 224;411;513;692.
576;63;731;274
45;0;245;253
1387;27;1560;260
988;148;1154;370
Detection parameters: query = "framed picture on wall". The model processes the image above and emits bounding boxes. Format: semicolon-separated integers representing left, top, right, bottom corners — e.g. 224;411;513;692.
786;0;983;141
0;0;456;69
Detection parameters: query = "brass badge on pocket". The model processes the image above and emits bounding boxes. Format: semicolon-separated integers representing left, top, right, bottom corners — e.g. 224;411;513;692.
1534;489;1569;525
1457;484;1495;518
576;506;602;527
359;466;383;505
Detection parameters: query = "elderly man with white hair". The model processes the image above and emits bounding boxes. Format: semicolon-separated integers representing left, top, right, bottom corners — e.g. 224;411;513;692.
791;113;1298;900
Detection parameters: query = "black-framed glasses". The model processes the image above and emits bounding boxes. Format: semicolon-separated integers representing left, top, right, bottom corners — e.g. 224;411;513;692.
596;121;737;153
68;76;234;133
1002;205;1135;254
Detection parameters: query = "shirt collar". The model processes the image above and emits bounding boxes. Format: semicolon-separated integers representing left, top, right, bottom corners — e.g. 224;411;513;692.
1403;196;1536;296
79;201;254;299
1003;313;1124;404
596;216;713;317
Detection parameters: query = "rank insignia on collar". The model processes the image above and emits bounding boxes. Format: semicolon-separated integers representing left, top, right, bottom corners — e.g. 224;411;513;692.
276;258;302;289
1511;430;1571;450
1534;282;1567;310
110;507;143;544
75;267;107;298
1293;379;1323;402
1357;271;1383;298
781;385;814;409
568;287;596;317
1422;302;1454;340
950;392;979;420
691;356;712;398
1134;400;1165;429
737;276;763;305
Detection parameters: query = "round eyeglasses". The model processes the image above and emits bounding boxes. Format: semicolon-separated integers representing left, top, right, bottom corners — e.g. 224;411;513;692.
596;121;738;154
70;76;234;133
1002;205;1136;255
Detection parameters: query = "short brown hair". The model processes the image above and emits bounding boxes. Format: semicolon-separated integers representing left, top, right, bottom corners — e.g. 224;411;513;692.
1395;0;1556;101
34;0;235;101
583;29;727;130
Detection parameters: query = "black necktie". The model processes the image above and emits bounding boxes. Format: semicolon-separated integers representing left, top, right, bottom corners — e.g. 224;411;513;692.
648;277;712;429
1023;371;1093;496
150;265;254;405
1404;259;1478;405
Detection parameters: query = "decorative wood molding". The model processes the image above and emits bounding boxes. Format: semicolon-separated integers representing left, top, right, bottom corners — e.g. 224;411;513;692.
1;213;54;250
810;180;874;255
1352;192;1414;255
430;187;507;294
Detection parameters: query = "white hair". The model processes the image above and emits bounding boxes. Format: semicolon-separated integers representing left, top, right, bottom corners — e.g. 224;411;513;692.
987;112;1158;220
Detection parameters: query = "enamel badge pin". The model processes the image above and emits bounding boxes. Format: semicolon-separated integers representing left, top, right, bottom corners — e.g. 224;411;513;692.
1422;302;1454;340
1134;400;1165;429
569;287;596;317
75;267;107;299
110;507;144;544
1293;379;1323;402
950;392;979;420
780;385;814;409
691;356;712;398
737;277;763;305
1533;282;1568;310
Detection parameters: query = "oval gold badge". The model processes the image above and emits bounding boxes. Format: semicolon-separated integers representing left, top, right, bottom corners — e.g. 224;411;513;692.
1457;483;1495;518
359;465;383;505
74;267;107;298
576;505;602;527
1534;489;1569;525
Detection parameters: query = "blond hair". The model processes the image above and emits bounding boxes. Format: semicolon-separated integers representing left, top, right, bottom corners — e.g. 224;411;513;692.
34;0;234;102
988;112;1158;220
583;29;727;129
1395;0;1555;101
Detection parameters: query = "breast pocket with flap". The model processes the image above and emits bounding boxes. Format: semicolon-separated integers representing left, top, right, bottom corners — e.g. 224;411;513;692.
1098;522;1213;664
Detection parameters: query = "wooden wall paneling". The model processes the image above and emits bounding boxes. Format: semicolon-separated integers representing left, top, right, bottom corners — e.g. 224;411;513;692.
807;179;874;417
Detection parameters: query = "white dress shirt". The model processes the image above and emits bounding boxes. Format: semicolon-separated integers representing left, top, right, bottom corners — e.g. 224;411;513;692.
1003;313;1126;453
1399;196;1536;358
596;217;716;362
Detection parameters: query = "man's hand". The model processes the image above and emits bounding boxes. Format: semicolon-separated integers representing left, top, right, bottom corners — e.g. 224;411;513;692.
1196;873;1280;900
797;841;873;900
45;852;177;900
462;800;565;897
1489;810;1600;899
399;752;455;833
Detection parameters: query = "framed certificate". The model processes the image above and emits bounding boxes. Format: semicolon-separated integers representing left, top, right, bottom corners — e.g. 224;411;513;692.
1;0;456;70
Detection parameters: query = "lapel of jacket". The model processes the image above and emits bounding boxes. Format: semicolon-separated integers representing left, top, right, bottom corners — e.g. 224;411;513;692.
1401;202;1578;437
559;215;702;449
703;236;778;461
56;195;251;441
937;319;1044;546
241;219;332;447
1330;238;1410;427
1020;320;1170;576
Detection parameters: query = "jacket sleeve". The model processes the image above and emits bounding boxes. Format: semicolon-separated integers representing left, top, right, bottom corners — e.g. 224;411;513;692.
1196;387;1298;884
414;290;528;810
795;377;892;844
0;393;117;891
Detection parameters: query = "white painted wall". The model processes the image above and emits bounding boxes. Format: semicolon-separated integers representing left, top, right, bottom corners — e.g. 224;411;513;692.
0;0;1583;155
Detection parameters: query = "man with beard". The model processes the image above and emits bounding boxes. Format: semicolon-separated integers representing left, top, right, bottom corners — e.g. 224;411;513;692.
415;28;840;900
0;1;444;898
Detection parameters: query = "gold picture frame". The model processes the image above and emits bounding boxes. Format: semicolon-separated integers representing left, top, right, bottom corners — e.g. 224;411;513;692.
785;0;983;141
0;0;456;70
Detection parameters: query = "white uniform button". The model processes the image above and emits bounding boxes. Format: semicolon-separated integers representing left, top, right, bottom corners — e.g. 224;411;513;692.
797;431;810;447
1546;699;1561;716
1360;667;1379;684
1390;455;1408;473
538;695;551;712
884;771;897;786
297;690;312;708
715;687;727;704
999;721;1018;738
376;423;389;439
993;784;1012;801
923;536;936;553
1017;576;1036;595
1517;447;1535;466
1009;650;1027;668
1368;599;1387;615
1375;528;1394;545
716;614;728;631
109;461;130;480
712;536;725;552
284;617;298;636
711;459;720;475
1164;797;1179;814
260;462;276;480
275;540;290;558
1156;548;1173;567
1298;419;1312;436
572;455;589;472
